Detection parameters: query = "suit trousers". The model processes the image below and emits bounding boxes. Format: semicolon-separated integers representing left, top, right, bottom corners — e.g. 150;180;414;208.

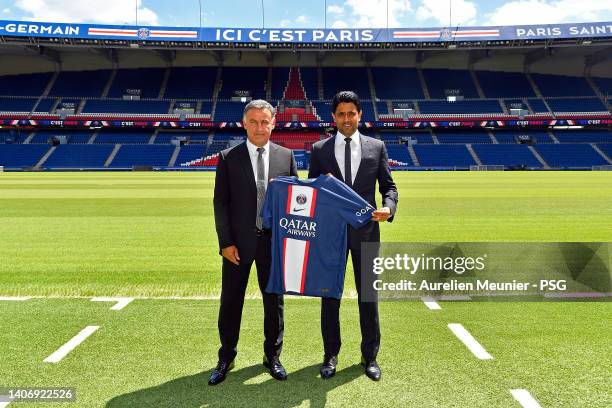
217;234;284;362
321;224;381;361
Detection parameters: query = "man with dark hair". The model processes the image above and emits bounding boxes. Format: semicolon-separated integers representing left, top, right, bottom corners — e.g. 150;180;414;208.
308;91;398;381
209;99;299;385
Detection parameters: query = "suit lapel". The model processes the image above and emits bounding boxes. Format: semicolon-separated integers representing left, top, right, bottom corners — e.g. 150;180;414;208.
268;142;280;180
238;142;257;196
353;133;370;188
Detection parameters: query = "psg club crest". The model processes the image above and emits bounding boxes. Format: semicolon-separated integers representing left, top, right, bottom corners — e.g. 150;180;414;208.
439;28;453;40
296;194;308;205
137;28;151;40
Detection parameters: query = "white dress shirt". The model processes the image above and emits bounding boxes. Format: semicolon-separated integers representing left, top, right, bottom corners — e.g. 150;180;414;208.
334;130;361;185
246;139;270;189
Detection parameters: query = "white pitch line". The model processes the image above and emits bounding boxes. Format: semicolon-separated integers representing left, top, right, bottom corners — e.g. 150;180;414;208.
0;296;31;301
421;296;442;310
44;326;99;363
448;323;493;360
91;297;134;310
0;399;13;408
511;389;542;408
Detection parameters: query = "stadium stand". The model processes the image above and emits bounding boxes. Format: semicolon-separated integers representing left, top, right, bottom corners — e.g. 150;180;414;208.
164;67;217;99
471;144;543;168
371;68;424;100
43;144;114;168
422;69;479;99
476;71;536;98
0;65;610;171
107;68;165;99
534;144;608;168
0;144;49;168
413;144;476;168
49;70;111;97
108;144;175;168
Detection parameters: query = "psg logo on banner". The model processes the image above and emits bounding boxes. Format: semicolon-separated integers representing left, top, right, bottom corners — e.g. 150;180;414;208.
296;194;308;205
137;28;151;39
439;28;453;40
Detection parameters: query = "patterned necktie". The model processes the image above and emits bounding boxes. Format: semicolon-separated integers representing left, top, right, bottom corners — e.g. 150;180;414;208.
344;137;352;188
255;147;266;230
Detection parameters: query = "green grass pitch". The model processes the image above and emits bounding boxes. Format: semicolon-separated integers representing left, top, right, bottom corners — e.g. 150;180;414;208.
0;171;610;407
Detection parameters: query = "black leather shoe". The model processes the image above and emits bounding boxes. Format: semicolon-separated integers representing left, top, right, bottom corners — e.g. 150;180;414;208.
208;360;235;385
361;357;381;381
320;355;337;379
263;355;288;381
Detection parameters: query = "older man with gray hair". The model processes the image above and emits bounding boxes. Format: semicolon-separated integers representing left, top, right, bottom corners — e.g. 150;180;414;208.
209;99;299;385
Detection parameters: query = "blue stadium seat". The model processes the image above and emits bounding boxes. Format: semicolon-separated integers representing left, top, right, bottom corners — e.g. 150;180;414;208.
44;144;114;168
271;68;290;100
526;98;550;114
386;144;414;165
592;77;612;96
534;144;607;168
0;144;49;167
312;101;333;122
435;132;492;144
214;101;248;122
546;98;608;113
109;145;175;167
596;143;612;159
553;130;612;143
492;131;554;144
164;67;217;99
476;71;535;98
175;145;207;166
82;99;170;114
471;144;542;167
299;68;319;100
418;100;503;114
0;72;52;96
413;145;476;168
0;97;36;112
49;70;111;97
371;67;424;99
33;98;58;113
322;67;370;99
219;67;267;99
108;68;165;98
422;69;479;99
95;131;152;144
531;74;595;97
375;101;389;116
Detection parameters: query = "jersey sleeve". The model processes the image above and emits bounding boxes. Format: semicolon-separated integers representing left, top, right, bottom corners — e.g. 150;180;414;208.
322;178;374;229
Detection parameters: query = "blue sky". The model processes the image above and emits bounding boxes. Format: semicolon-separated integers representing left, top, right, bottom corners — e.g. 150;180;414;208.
1;0;611;28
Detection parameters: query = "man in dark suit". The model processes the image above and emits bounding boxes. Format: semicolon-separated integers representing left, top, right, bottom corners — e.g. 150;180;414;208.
308;91;398;381
209;99;299;385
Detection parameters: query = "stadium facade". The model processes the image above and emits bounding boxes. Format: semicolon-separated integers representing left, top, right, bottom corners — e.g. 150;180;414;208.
0;19;611;171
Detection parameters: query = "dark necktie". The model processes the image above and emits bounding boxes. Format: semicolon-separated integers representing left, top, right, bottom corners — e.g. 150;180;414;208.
344;137;352;188
256;147;265;230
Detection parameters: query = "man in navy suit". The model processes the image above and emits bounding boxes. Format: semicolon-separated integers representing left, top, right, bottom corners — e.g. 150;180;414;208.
308;91;398;381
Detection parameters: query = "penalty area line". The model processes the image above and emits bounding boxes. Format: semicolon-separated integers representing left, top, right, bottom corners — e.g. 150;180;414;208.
91;297;134;310
511;389;542;408
44;326;100;363
448;323;493;360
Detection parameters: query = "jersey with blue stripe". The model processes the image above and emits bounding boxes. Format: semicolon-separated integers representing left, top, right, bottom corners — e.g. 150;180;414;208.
262;175;374;299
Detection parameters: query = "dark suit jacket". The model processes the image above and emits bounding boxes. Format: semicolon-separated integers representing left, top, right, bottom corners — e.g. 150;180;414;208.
308;133;398;243
214;141;299;262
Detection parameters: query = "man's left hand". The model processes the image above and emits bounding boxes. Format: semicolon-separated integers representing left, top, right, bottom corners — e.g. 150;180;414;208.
371;207;391;222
